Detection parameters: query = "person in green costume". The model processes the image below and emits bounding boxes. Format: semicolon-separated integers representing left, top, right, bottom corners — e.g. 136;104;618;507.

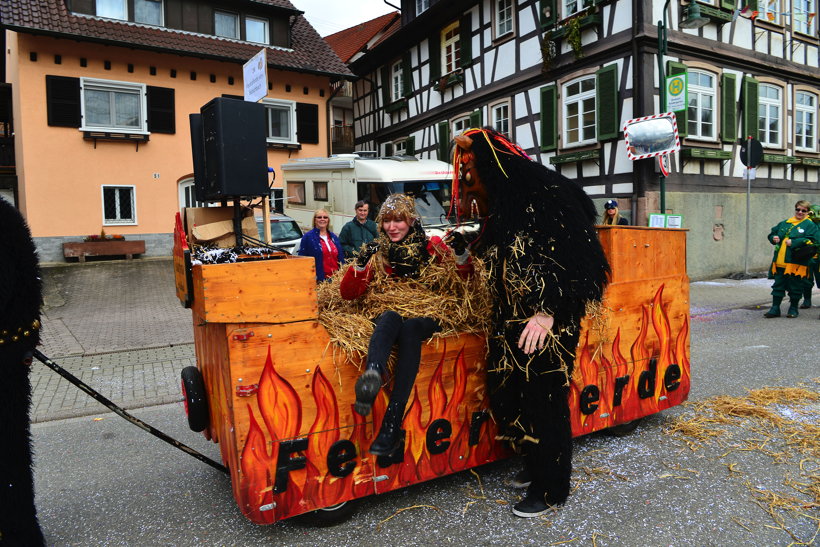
764;200;819;318
799;203;820;315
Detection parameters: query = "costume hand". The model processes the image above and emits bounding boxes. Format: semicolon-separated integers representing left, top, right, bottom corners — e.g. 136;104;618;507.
785;239;792;247
356;241;380;268
445;231;468;255
517;313;554;355
772;236;781;244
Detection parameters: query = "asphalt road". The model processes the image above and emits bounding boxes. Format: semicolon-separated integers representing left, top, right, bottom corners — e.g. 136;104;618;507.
32;305;820;546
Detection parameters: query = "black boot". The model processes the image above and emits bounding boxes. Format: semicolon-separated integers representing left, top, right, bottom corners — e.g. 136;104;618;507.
786;300;800;318
763;296;783;318
800;296;812;309
354;363;383;416
370;400;404;456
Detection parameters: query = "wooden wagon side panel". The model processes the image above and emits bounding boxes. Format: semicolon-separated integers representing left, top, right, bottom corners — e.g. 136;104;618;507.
222;325;508;523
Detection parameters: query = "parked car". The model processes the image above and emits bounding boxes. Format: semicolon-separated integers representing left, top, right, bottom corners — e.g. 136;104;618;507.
256;214;303;254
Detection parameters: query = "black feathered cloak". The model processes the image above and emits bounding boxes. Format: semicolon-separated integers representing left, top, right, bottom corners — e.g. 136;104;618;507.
465;130;609;506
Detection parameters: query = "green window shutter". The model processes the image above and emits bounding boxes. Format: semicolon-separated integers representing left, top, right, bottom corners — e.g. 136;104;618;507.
742;76;759;140
402;53;412;97
667;61;688;138
438;121;451;162
540;0;557;27
385;142;393;156
745;0;757;10
429;33;441;83
720;73;737;143
540;85;558;151
380;65;391;106
459;13;472;68
720;0;736;10
595;64;619;141
406;136;415;156
469;109;482;129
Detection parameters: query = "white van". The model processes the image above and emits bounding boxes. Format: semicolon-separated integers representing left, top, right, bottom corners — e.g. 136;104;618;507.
280;154;455;235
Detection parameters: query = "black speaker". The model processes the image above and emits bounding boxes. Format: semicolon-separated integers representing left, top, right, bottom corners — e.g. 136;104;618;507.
188;113;208;202
197;97;268;200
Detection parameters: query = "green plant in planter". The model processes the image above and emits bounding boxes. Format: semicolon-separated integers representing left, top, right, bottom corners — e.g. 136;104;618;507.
540;38;557;73
566;15;583;59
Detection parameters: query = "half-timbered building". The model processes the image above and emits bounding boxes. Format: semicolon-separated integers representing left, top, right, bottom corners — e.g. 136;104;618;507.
348;0;818;278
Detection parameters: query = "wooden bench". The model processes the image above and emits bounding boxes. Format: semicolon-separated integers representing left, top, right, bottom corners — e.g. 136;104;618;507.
62;240;146;263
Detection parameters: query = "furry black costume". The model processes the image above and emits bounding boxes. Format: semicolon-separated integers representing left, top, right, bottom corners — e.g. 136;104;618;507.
0;199;45;546
454;129;609;512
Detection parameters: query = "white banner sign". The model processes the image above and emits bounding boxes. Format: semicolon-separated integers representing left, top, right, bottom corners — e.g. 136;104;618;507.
243;49;268;103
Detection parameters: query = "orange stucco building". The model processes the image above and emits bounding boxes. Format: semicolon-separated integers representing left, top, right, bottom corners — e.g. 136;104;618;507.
1;0;351;262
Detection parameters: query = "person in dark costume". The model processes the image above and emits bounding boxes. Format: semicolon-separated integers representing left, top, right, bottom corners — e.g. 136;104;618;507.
342;193;471;456
0;198;46;546
453;129;609;517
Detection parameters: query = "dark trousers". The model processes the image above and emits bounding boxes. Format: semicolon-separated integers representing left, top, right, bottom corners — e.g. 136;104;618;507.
368;311;439;423
488;327;580;506
770;267;806;301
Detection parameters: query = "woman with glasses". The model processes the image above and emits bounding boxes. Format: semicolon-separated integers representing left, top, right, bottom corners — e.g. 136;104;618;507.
764;200;818;318
298;209;344;282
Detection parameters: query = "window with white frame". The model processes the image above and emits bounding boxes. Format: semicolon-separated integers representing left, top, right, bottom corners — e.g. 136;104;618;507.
391;60;404;102
215;10;239;39
758;84;782;147
495;0;514;37
246;16;269;44
442;22;461;75
135;0;163;26
563;75;596;146
287;181;306;205
96;0;127;20
178;179;206;210
103;185;136;225
394;139;408;156
794;0;817;35
452;115;471;137
262;99;297;143
491;101;510;136
81;78;147;133
759;0;781;23
416;0;430;15
687;70;716;140
795;91;817;151
564;0;587;17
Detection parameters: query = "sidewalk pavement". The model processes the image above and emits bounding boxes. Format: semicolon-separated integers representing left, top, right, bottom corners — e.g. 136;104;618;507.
31;258;814;423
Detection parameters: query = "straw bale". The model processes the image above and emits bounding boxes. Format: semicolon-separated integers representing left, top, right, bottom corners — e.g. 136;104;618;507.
316;254;493;365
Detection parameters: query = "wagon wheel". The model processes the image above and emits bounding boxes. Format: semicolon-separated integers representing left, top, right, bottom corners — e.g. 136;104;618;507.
605;418;643;437
181;366;209;433
303;500;360;526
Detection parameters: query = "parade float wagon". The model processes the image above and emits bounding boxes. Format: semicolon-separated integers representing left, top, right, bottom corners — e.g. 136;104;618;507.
172;211;690;525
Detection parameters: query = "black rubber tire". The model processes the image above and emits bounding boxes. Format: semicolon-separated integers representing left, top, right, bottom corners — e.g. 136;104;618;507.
605;418;642;437
181;366;209;432
303;500;359;527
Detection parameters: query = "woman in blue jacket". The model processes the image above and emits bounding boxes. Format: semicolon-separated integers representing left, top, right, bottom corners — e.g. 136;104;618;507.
298;209;344;282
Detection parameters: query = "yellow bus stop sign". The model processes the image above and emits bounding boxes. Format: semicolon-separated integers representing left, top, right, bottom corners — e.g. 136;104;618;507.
665;73;687;112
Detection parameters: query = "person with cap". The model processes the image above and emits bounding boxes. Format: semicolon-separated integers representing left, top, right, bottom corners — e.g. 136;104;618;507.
764;200;818;318
601;199;629;225
339;200;378;258
341;193;471;457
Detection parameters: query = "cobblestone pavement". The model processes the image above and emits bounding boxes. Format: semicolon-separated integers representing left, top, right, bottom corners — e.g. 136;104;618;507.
33;258;194;423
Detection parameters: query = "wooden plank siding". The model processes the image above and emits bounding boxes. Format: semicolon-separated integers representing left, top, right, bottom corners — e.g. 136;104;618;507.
351;0;819;203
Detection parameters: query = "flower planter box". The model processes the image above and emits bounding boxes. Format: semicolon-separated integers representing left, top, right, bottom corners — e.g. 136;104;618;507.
62;240;146;262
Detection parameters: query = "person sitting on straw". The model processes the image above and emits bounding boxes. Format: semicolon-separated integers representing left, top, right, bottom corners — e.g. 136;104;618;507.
338;193;471;457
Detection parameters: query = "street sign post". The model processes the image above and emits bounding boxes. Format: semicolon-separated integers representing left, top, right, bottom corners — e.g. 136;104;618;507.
741;137;764;275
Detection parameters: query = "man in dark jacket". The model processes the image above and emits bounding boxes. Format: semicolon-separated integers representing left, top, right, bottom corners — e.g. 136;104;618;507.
339;200;378;258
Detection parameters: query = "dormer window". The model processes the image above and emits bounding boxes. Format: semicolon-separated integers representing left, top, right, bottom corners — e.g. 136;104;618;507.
97;0;127;20
135;0;162;26
246;16;269;44
215;10;240;39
